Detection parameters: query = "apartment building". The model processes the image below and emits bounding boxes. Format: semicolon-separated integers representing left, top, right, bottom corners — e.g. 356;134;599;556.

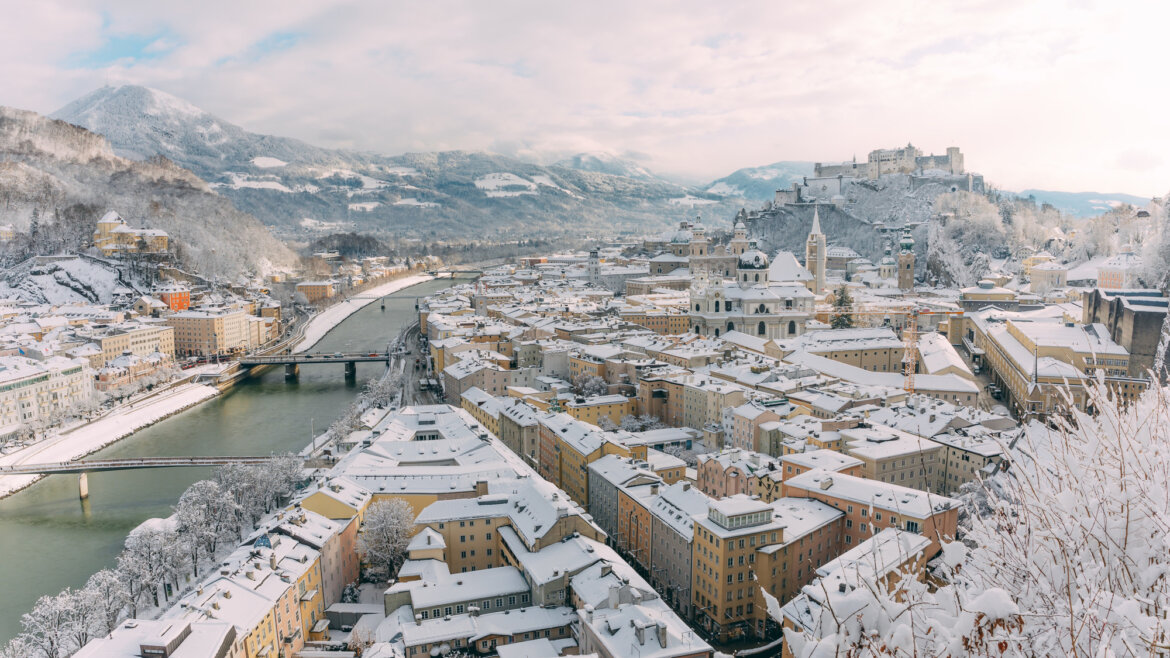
691;495;844;641
166;308;253;357
782;469;959;556
0;356;93;431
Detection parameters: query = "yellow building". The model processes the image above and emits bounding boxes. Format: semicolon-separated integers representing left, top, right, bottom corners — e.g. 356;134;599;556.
92;210;168;257
565;394;634;427
96;324;175;366
166;308;253;357
971;313;1145;420
296;281;337;304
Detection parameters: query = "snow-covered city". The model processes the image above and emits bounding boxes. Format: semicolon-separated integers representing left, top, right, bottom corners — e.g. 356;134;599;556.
1;3;1169;657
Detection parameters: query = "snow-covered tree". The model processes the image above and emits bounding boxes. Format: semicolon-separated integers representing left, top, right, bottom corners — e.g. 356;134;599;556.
83;569;130;636
619;414;665;432
830;285;854;329
783;380;1170;656
118;523;178;611
19;591;73;658
358;499;415;580
174;480;241;576
572;374;608;397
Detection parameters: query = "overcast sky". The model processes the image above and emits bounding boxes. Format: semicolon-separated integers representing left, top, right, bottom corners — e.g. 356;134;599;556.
2;0;1166;195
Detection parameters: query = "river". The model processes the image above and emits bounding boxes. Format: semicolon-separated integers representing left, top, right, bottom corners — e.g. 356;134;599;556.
0;277;452;645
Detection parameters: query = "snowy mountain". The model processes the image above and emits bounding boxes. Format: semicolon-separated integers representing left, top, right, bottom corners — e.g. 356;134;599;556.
52;86;729;239
1016;189;1151;218
0;105;298;278
553;152;659;181
704;161;815;200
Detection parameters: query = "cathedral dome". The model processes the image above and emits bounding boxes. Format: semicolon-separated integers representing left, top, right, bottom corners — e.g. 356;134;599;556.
738;249;769;270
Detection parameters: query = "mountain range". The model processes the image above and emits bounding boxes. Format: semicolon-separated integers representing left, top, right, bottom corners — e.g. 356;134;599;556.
0;105;297;278
51;86;738;241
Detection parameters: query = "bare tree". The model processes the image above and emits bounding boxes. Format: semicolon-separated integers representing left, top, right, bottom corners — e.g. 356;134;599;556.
358;499;415;581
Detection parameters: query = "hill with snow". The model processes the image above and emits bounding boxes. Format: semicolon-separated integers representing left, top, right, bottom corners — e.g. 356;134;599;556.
704;161;814;200
0;105;298;278
52;86;731;240
553;152;657;180
1016;189;1151;218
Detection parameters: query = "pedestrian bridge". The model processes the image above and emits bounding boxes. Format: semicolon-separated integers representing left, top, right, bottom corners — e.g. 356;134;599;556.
0;456;278;476
0;456;285;500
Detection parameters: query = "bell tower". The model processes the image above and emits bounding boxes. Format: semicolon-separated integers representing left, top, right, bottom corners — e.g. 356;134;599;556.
898;228;916;291
805;206;827;295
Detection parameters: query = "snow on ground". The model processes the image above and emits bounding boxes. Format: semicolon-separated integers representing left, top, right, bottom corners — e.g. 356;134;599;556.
315;168;389;190
251;156;287;168
529;175;581;198
348;202;382;212
295;274;433;353
217;172;293;193
0;382;219;497
380;166;419;176
393;198;440;207
668;194;719;206
300;218;355;231
474;172;538;197
0;256;131;305
706;182;744;196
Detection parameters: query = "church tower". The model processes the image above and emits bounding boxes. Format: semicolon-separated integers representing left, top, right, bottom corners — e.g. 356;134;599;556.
587;247;601;284
805;206;827;295
898;228;916;291
730;219;750;256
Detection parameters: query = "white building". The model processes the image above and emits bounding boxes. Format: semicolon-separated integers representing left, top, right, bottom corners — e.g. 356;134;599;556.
688;243;815;340
0;356;93;433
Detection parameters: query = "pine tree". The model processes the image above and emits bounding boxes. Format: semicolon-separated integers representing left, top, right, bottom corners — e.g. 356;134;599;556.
830;284;854;329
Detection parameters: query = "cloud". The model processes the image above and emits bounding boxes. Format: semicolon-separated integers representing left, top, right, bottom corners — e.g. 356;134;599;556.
1;0;1168;195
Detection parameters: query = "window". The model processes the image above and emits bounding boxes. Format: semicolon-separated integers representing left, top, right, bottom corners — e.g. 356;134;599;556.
758;321;766;336
905;520;920;533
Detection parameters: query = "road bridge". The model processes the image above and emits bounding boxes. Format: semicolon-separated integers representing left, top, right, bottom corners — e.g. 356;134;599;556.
0;456;282;499
240;352;392;379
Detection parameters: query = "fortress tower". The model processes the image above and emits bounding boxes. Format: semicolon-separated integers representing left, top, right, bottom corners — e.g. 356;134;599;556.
805;206;827;295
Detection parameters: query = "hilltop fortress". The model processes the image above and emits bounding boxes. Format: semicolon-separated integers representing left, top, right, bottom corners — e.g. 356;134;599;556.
815;143;965;179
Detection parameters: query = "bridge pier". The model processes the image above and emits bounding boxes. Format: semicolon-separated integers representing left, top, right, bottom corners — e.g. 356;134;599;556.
344;361;357;380
285;364;299;379
78;472;89;500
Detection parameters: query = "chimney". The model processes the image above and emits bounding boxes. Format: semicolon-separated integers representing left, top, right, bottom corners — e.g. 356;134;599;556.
269;554;277;570
634;621;647;645
584;604;594;623
415;614;423;626
657;621;668;648
650;484;659;495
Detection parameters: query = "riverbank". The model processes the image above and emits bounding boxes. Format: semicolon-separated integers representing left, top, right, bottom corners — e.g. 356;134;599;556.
0;274;434;500
0;382;220;498
294;273;433;352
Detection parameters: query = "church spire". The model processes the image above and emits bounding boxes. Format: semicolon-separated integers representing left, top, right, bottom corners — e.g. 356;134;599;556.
809;205;823;237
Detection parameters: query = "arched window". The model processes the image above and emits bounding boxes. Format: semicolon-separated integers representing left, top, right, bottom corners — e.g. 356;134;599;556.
743;274;747;282
727;322;735;333
714;300;721;312
714;328;720;337
695;303;700;312
788;320;797;335
694;326;700;334
758;321;766;336
754;273;760;282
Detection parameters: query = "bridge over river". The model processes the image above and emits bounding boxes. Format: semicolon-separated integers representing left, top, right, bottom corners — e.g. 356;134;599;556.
0;456;283;500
